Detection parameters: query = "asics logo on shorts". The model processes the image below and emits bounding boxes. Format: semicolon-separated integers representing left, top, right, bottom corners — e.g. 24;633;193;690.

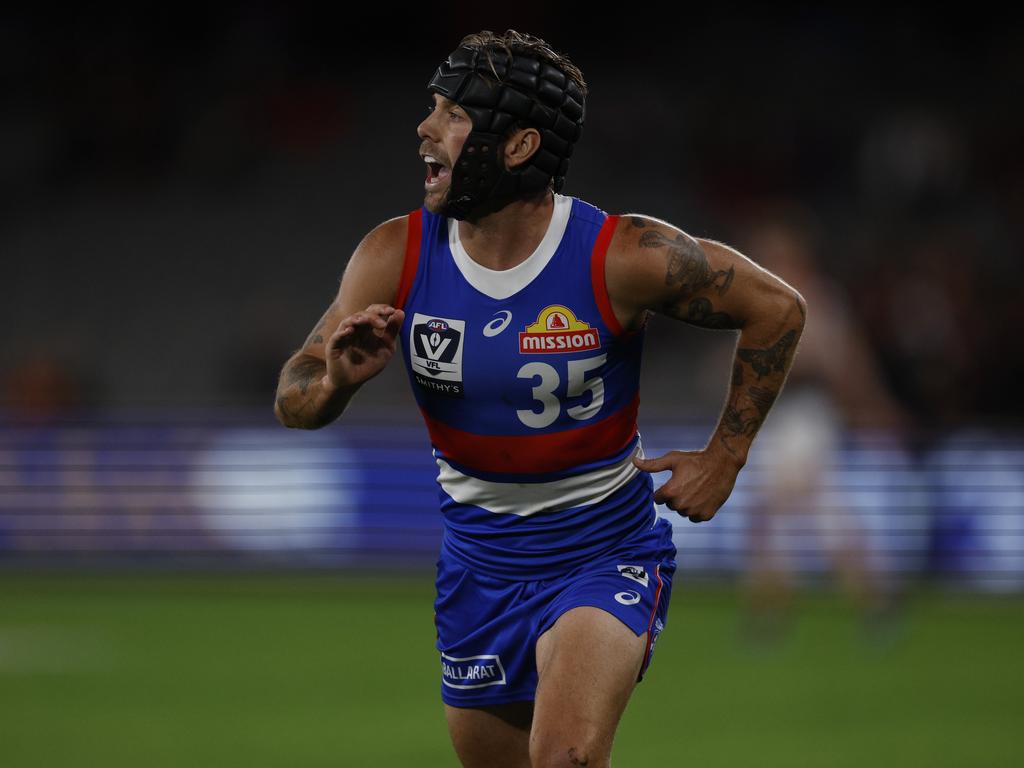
614;590;641;606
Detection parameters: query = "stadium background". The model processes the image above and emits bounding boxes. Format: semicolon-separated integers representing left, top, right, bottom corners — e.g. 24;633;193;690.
1;6;1021;767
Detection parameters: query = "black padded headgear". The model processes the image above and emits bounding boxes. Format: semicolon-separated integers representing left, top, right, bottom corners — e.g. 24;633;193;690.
427;43;585;220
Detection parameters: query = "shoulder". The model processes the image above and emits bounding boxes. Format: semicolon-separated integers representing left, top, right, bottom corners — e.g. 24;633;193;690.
602;212;702;315
345;213;415;278
339;212;418;308
562;194;605;226
351;214;411;266
606;212;697;260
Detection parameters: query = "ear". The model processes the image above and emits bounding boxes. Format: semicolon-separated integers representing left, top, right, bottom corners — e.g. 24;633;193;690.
503;126;542;170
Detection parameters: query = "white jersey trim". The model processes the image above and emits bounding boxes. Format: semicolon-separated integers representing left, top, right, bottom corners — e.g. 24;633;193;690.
447;193;573;300
435;437;645;517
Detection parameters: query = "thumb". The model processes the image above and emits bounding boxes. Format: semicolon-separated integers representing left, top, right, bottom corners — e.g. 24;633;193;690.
384;308;405;339
633;453;674;473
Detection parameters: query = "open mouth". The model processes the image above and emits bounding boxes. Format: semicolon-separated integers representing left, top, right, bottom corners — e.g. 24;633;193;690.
423;154;451;189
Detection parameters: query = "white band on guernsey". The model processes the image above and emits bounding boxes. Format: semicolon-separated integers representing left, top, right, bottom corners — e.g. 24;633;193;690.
448;193;573;300
435;438;645;517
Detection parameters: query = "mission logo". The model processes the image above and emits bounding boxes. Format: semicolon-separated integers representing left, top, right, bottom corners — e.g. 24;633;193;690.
410;313;465;398
519;304;600;354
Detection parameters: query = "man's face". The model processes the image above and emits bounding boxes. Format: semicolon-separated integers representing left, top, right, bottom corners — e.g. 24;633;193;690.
417;93;472;214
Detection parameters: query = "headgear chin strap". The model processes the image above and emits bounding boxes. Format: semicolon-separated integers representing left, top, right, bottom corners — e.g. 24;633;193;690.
427;44;585;221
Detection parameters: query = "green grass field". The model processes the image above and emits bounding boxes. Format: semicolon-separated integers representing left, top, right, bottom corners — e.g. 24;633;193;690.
1;574;1021;767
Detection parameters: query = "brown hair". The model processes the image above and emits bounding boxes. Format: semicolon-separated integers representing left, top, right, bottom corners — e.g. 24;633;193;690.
457;29;588;98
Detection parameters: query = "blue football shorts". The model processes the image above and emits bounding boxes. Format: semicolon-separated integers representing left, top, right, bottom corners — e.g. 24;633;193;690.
433;522;677;708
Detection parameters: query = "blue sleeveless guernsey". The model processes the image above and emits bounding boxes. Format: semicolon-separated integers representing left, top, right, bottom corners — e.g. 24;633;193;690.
395;193;672;581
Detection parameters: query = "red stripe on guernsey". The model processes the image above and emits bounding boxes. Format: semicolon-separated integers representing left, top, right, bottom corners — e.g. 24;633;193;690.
590;214;623;337
422;395;640;475
640;565;664;677
393;209;423;310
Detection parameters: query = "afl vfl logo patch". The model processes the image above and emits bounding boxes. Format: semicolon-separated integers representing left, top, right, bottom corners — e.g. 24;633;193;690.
410;313;465;397
519;305;600;354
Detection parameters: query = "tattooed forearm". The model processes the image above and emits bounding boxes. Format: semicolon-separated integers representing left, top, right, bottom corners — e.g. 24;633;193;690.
275;355;343;430
723;385;781;442
718;389;776;461
718;382;778;460
302;306;334;348
749;386;778;419
737;330;798;380
722;402;761;437
714;324;801;463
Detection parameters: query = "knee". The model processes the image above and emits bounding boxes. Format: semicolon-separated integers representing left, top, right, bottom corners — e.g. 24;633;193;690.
529;727;609;768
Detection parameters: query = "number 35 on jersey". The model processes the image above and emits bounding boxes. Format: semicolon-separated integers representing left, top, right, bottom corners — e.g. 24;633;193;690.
515;305;606;429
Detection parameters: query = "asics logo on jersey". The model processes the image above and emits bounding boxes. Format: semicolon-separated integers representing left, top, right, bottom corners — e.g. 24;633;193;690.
482;310;513;337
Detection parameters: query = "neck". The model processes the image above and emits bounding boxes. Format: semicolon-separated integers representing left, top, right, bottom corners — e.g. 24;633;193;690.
457;190;555;271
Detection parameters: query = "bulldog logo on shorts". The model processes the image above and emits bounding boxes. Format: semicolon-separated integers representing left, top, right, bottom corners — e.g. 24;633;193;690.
617;564;649;587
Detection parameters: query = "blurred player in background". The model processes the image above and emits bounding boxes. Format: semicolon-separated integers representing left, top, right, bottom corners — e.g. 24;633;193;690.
275;30;805;768
738;211;907;642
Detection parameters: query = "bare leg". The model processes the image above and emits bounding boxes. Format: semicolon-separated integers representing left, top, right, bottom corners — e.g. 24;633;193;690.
445;701;533;768
529;607;648;768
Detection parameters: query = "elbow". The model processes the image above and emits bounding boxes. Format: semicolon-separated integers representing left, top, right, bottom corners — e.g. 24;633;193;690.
751;285;805;339
273;396;293;428
274;393;308;430
274;393;332;430
789;288;807;331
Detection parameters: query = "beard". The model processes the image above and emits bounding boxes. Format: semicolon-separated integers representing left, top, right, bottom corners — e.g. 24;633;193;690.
423;185;450;215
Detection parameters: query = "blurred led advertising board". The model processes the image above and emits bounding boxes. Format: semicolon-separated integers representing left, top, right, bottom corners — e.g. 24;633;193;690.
1;415;1022;590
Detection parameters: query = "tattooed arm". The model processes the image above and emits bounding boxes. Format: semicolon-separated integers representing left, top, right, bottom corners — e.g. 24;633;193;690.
274;216;408;430
605;214;807;522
